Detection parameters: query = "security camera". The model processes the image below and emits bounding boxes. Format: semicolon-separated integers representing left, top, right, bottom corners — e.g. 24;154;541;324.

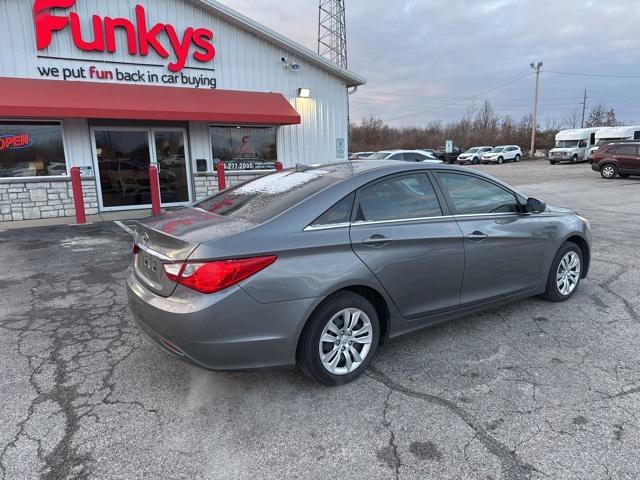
281;56;288;64
290;62;301;71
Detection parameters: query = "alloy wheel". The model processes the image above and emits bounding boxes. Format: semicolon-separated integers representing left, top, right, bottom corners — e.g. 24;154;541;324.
318;308;373;376
556;252;581;296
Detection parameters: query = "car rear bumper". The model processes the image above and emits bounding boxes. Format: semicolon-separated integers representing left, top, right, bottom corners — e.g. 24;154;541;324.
126;268;316;371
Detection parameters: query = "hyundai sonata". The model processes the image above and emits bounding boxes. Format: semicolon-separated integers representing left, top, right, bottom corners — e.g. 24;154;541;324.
127;161;591;385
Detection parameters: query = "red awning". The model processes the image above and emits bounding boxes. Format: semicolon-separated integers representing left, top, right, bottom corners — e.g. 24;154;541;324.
0;77;301;125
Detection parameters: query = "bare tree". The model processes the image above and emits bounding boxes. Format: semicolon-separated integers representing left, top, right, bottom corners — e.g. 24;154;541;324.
585;103;621;127
562;109;581;129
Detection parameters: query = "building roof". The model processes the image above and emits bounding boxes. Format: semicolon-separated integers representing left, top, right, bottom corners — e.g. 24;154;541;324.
190;0;366;88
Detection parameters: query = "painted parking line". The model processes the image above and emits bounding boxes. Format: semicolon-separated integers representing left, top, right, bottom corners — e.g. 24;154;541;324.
114;221;136;236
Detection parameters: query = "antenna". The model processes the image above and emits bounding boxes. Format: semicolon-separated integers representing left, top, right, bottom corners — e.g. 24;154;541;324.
318;0;348;69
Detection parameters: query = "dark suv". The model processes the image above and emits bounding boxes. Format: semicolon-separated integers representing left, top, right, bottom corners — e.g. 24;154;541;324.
591;141;640;179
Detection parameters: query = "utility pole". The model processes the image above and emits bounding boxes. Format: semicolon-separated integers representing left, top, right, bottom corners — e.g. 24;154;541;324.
580;89;588;128
530;61;543;159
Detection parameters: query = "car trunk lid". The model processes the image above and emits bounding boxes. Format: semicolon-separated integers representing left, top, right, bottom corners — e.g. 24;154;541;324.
133;207;255;297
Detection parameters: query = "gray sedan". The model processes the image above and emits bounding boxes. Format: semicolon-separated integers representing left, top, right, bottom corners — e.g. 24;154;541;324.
127;161;591;385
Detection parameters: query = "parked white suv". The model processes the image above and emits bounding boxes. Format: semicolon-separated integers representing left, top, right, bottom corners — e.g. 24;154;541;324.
481;145;522;164
368;150;442;163
457;146;493;165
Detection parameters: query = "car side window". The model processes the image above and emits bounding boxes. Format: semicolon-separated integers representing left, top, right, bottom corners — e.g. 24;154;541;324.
404;152;425;162
311;193;355;227
388;153;405;160
436;173;520;215
357;174;442;222
611;145;638;156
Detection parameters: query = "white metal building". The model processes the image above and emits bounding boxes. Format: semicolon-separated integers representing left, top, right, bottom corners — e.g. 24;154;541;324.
0;0;365;221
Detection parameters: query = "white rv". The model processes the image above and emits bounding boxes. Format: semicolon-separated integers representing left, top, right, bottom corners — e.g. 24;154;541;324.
589;126;640;158
548;128;600;164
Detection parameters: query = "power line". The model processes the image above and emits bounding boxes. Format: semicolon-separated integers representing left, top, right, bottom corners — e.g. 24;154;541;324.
381;72;534;122
544;70;640;79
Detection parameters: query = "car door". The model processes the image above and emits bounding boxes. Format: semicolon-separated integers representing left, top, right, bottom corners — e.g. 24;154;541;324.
433;171;546;306
611;145;640;173
504;147;516;161
350;172;465;319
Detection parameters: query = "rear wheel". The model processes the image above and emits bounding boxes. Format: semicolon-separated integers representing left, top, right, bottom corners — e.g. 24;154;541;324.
600;164;618;179
297;292;380;385
550;160;557;165
542;242;584;302
515;154;521;163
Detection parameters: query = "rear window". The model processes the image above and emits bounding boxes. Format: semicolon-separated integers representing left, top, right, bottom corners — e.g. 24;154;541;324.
195;165;354;223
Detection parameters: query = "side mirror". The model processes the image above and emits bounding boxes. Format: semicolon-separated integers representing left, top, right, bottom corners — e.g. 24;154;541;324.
527;197;546;214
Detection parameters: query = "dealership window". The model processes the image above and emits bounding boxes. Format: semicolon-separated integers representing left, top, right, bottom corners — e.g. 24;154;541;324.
0;122;67;178
210;126;278;171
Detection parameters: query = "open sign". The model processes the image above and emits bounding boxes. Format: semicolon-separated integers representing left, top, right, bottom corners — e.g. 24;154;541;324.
0;134;33;151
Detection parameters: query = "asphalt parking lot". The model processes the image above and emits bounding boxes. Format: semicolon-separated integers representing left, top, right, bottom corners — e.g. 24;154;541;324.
1;161;639;480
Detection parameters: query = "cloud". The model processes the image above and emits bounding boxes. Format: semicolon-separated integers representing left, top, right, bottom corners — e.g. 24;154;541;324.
221;0;640;126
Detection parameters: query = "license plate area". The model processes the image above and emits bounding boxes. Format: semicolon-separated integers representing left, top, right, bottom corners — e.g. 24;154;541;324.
135;250;165;290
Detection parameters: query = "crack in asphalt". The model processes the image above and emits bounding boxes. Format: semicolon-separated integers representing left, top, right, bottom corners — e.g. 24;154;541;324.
377;390;402;479
367;367;546;480
0;227;156;480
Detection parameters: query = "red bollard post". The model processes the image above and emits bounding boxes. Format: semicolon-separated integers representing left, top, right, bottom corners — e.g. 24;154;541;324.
149;164;162;216
216;162;227;191
275;161;284;171
70;167;86;225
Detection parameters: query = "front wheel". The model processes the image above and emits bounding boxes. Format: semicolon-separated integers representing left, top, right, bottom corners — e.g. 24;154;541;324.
570;154;578;164
473;157;479;164
600;164;618;179
297;292;380;385
497;157;504;164
542;242;584;302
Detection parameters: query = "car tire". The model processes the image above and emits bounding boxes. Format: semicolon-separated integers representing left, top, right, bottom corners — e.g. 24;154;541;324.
297;291;380;386
473;157;479;164
497;157;504;164
515;154;521;163
600;164;618;179
550;160;557;165
570;154;578;164
542;242;584;303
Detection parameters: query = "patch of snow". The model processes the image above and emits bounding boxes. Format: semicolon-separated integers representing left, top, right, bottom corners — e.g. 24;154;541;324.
234;170;330;195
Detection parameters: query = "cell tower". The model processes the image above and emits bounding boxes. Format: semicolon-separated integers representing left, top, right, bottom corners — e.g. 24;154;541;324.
318;0;348;69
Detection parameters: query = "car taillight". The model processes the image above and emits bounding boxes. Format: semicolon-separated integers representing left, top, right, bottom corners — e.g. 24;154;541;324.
163;256;277;294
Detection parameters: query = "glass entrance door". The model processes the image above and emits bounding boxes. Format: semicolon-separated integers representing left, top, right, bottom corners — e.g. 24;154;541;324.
93;128;192;211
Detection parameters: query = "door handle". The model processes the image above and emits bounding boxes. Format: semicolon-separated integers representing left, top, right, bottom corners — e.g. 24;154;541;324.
467;231;488;241
362;235;392;248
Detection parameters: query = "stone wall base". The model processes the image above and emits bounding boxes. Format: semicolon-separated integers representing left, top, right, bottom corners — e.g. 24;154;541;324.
0;179;98;222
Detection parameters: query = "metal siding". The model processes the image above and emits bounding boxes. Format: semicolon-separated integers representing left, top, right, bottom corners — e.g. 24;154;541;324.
62;119;92;169
0;0;349;168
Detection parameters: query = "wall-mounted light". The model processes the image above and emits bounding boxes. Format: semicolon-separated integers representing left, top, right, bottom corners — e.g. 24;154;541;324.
297;88;311;98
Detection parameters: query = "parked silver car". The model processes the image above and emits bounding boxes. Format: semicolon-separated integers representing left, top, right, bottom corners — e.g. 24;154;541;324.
127;161;591;385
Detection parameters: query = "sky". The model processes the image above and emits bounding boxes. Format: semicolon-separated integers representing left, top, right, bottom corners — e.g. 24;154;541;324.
222;0;640;127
